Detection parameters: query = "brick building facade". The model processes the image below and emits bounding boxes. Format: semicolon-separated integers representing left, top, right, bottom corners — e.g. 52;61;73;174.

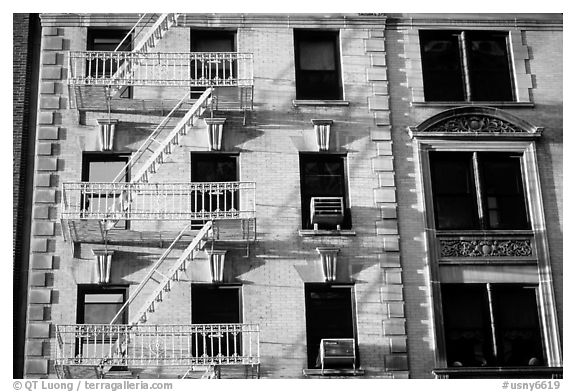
14;13;562;379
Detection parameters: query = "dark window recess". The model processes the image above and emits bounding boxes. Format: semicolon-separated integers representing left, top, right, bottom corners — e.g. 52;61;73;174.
190;30;236;97
87;29;132;98
294;30;342;100
430;152;529;230
442;284;544;367
82;153;130;228
419;30;513;102
191;285;242;357
299;154;350;230
190;153;238;223
304;284;356;369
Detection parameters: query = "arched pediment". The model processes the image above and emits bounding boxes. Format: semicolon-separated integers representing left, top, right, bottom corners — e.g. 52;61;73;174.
408;106;543;139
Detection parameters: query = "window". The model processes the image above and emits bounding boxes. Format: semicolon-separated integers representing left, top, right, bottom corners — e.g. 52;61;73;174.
77;285;128;324
304;284;356;369
191;285;242;357
82;153;130;226
299;154;350;230
190;30;236;95
294;30;342;100
429;152;529;230
87;29;132;98
419;30;513;102
190;153;238;220
442;283;544;367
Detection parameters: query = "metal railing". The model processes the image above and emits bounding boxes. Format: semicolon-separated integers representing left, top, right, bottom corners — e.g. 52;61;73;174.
310;196;345;225
61;181;256;221
55;324;260;367
68;52;254;88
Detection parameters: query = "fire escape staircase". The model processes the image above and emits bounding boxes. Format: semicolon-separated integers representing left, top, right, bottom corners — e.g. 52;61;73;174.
69;13;180;109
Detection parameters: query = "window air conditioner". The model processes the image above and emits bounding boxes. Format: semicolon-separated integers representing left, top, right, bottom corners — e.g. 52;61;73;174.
310;197;344;230
320;338;356;373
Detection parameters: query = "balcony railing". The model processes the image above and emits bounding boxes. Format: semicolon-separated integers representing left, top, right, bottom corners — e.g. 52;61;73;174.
56;324;260;367
68;51;254;87
61;181;256;221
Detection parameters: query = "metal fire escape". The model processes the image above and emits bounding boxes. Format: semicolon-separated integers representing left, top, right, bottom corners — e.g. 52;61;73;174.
56;13;259;379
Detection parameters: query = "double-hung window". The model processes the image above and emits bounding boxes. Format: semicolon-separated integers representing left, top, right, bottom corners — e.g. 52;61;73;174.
419;30;514;102
294;30;342;100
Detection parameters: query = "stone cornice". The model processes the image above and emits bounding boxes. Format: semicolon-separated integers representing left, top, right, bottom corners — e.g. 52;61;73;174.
40;13;388;28
386;14;562;30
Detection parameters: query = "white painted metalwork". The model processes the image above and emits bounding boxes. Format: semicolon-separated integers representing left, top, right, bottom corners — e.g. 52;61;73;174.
55;323;260;367
68;51;254;88
61;181;256;221
310;196;345;226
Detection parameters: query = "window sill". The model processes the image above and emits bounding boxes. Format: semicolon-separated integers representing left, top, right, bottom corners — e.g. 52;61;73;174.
302;368;365;377
412;101;534;108
432;366;563;379
299;229;356;237
293;100;350;107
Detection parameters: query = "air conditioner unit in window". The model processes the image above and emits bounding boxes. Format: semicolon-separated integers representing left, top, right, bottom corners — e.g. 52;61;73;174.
320;338;356;373
310;197;344;230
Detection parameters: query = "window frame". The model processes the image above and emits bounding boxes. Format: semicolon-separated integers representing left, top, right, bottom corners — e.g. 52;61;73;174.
429;151;531;230
76;284;128;325
418;30;515;103
81;152;131;228
412;135;562;369
441;283;545;368
303;283;357;370
86;28;133;98
299;153;351;231
293;29;343;101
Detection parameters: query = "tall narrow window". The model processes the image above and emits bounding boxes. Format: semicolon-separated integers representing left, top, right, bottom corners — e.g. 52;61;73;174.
294;30;342;100
420;30;513;102
190;153;238;221
442;284;544;367
299;154;350;230
191;285;242;358
190;30;236;95
430;152;529;230
82;153;130;227
87;29;132;98
304;284;355;369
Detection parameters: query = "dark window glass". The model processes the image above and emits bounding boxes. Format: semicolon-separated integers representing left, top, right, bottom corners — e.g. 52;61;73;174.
419;30;513;102
429;152;529;230
479;153;529;229
491;285;544;366
191;285;241;357
190;154;238;221
442;284;544;367
304;284;355;368
87;29;132;98
294;30;342;100
430;152;480;230
190;30;236;96
299;154;349;230
467;32;513;101
442;284;493;366
420;30;465;101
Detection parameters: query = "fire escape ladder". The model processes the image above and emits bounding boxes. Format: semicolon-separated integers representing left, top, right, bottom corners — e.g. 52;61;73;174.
107;13;181;98
89;87;213;237
109;221;213;326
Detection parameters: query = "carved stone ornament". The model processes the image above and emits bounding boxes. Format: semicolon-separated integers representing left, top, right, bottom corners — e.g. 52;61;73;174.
439;239;532;258
426;115;525;134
